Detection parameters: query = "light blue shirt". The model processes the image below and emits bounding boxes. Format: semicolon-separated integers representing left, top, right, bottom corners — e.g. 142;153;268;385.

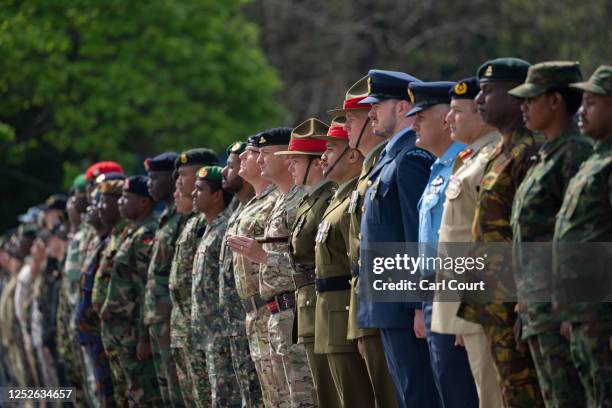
418;141;465;276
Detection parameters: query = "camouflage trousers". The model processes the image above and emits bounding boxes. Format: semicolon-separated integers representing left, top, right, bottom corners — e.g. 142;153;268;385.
268;309;317;408
228;333;264;408
80;344;101;408
245;306;286;408
148;321;184;407
83;336;114;407
172;344;211;408
186;336;242;407
570;319;612;407
102;320;162;407
528;331;585;408
483;324;544;408
56;306;88;407
101;320;131;406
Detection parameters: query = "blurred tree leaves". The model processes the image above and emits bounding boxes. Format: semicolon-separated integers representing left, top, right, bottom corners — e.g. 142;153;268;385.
0;0;281;229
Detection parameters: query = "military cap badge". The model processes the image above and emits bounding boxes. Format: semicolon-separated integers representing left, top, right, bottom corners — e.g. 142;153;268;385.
180;153;188;164
407;87;415;104
259;136;267;144
96;174;106;184
230;142;242;152
454;83;468;95
485;65;493;77
199;167;208;178
367;76;373;94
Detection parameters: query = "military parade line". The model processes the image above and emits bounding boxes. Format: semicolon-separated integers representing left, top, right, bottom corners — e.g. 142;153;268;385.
0;59;611;408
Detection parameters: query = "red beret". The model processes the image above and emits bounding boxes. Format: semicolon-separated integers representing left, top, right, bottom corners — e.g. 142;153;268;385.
85;161;124;182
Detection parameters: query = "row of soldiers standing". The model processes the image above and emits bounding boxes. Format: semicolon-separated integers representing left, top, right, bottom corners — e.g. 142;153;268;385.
0;57;611;408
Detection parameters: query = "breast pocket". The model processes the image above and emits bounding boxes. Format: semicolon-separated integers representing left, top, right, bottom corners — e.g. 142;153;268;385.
366;179;392;225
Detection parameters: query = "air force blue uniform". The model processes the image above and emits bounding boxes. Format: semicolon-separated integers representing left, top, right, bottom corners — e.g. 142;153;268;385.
357;69;440;408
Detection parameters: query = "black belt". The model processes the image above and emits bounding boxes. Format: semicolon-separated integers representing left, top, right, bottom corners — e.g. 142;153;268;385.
293;265;316;289
315;276;352;293
256;236;289;244
241;294;266;314
266;291;296;314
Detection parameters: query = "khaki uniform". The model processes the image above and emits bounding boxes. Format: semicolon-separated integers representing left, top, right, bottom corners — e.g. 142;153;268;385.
260;185;316;408
434;130;504;408
346;140;397;408
231;184;282;408
290;180;339;408
315;177;374;407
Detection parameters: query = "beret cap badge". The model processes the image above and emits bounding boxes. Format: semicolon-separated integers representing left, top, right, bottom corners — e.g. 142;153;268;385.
259;136;267;144
180;153;188;164
230;142;241;152
198;167;208;178
485;65;493;77
454;83;468;95
407;87;415;104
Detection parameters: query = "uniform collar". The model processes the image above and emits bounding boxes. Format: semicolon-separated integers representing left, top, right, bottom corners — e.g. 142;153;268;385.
594;134;612;154
307;179;335;199
540;122;582;159
364;139;388;167
208;206;232;229
432;141;465;169
385;127;415;157
469;131;502;155
334;176;358;200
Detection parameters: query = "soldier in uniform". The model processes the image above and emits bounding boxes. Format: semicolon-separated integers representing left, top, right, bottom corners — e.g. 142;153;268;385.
170;148;218;407
76;178;123;406
144;152;187;407
357;69;438;408
219;141;264;408
456;57;544;407
93;173;130;406
407;81;478;407
225;135;280;407
332;75;398;408
509;61;592;407
190;165;241;407
312;119;375;407
57;174;90;406
100;175;162;406
229;128;316;408
554;65;612;406
274;119;340;408
435;77;504;408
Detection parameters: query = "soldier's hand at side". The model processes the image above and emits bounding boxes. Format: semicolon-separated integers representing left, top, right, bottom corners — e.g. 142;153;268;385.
560;321;572;341
137;340;152;361
454;334;465;347
227;236;267;264
413;309;427;339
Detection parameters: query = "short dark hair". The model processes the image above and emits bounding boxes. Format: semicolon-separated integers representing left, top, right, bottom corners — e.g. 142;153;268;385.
205;180;233;208
547;87;583;116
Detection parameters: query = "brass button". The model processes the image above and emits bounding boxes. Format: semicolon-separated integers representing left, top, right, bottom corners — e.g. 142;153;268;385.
358;260;362;267
306;300;310;306
367;180;373;186
361;206;365;212
345;306;350;311
358;233;362;240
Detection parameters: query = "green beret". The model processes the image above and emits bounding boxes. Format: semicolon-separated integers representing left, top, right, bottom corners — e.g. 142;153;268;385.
175;148;219;169
477;57;531;83
196;165;223;183
509;61;582;98
72;174;87;193
570;65;612;96
226;141;247;155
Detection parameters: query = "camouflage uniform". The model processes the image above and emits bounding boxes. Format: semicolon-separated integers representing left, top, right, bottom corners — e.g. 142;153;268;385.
56;226;91;406
290;180;340;408
260;185;316;408
231;184;280;408
100;214;162;406
511;123;592;407
219;202;264;408
457;128;544;407
170;213;210;407
95;221;130;406
0;274;30;388
14;262;41;386
554;135;612;407
144;203;186;407
346;139;398;408
191;206;241;407
76;234;114;406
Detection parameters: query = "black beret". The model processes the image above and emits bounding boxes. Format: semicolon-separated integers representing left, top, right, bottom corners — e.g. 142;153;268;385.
256;127;292;148
124;176;152;199
477;57;531;83
43;194;68;211
146;152;179;172
450;77;480;100
175;148;219;169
